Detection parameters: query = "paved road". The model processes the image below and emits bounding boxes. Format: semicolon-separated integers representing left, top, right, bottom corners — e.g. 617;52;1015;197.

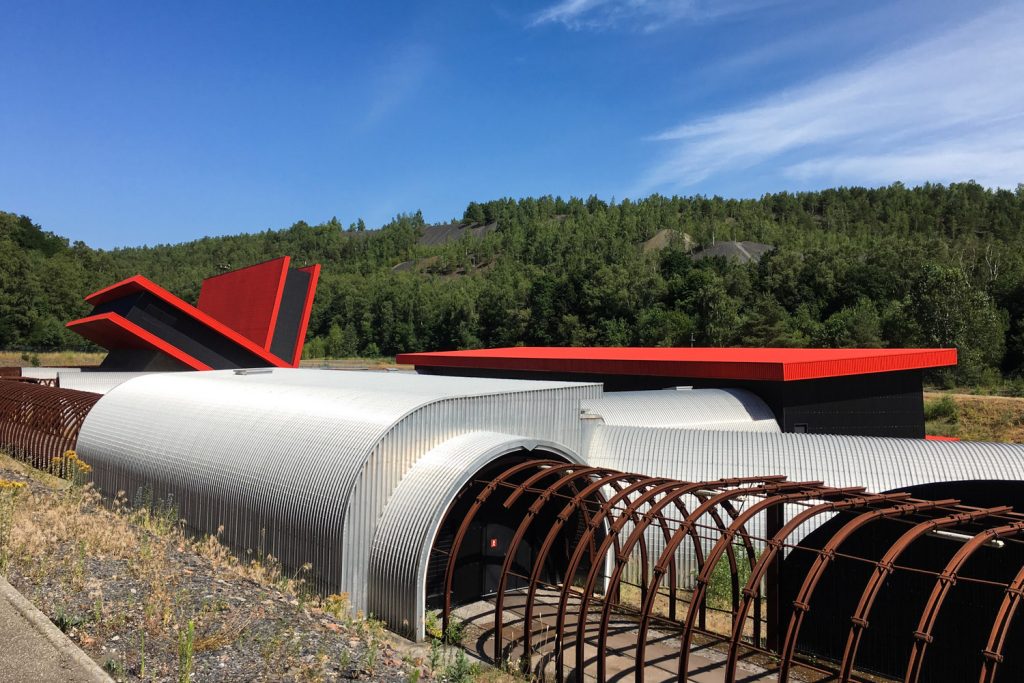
0;577;111;683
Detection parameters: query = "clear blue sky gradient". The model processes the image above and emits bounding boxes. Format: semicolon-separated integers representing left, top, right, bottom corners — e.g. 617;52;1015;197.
0;1;1016;248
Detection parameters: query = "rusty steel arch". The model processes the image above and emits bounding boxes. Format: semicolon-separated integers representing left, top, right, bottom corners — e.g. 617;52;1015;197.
904;520;1024;683
435;458;1024;683
837;506;1013;682
0;379;100;470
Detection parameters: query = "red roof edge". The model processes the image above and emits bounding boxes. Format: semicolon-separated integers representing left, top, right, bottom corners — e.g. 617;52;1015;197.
396;347;958;382
66;313;211;370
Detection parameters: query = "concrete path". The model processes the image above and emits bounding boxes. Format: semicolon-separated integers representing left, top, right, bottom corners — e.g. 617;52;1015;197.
0;577;112;683
454;589;782;682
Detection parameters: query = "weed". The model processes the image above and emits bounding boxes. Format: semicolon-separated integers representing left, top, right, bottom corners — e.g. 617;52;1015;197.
177;618;195;683
138;629;146;678
442;648;478;682
406;667;422;683
365;636;379;674
103;657;126;677
52;605;86;633
428;638;443;675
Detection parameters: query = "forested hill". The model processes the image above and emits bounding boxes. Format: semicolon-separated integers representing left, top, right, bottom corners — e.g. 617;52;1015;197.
3;182;1024;384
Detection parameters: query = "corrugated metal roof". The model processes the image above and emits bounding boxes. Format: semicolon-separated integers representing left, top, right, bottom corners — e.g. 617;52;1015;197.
586;425;1024;492
57;371;158;394
368;431;584;640
586;425;1024;590
581;388;780;432
76;368;599;618
20;367;81;380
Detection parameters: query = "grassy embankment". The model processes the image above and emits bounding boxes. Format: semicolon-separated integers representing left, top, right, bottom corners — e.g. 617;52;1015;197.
0;450;511;682
924;392;1024;443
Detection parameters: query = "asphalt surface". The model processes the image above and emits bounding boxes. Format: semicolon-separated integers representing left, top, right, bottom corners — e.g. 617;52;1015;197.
0;577;111;683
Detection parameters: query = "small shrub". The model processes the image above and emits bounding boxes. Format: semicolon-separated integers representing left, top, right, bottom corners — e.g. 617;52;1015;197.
924;395;959;423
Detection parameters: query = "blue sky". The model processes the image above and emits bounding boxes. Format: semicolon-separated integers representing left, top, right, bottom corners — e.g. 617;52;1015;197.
1;1;1020;249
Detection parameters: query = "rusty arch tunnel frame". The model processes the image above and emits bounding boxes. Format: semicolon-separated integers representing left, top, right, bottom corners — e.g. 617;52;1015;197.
0;379;101;471
436;459;1024;683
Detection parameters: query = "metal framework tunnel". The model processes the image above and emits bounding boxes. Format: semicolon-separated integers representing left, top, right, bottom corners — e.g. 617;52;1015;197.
440;458;1024;682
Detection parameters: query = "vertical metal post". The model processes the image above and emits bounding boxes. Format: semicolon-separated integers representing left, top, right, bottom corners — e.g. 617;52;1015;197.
765;501;784;652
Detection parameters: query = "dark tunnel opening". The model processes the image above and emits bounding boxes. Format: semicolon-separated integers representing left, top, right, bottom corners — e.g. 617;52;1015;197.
425;452;604;613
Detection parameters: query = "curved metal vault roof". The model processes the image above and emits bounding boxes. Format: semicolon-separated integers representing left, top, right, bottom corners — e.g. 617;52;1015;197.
76;369;599;615
581;387;780;431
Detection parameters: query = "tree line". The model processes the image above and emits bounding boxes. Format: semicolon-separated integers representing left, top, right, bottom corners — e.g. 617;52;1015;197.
2;181;1023;385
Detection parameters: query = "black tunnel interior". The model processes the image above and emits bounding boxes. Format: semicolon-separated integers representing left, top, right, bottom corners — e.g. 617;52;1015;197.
425;452;605;612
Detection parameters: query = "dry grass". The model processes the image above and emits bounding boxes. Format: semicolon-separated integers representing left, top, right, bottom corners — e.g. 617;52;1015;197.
0;451;435;681
924;392;1024;443
299;357;408;370
0;350;105;367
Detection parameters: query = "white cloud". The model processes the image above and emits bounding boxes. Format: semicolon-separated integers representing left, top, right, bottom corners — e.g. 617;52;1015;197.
638;5;1024;193
530;0;774;32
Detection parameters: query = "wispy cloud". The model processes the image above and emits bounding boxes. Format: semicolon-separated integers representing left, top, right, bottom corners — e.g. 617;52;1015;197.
638;5;1024;193
530;0;777;33
363;44;435;127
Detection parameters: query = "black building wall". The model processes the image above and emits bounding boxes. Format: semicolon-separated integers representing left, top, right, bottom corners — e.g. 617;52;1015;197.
415;366;926;438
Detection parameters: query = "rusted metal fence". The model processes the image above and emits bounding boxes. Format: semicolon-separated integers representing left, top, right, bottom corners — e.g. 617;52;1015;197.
440;459;1024;682
0;379;101;470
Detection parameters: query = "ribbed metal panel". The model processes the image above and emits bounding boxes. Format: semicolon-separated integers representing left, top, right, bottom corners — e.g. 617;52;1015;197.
76;369;599;615
581;388;780;432
368;431;585;640
586;426;1024;492
20;367;80;380
587;425;1024;584
57;371;160;394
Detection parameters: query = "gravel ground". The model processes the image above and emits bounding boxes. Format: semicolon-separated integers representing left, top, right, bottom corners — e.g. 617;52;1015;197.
0;456;422;682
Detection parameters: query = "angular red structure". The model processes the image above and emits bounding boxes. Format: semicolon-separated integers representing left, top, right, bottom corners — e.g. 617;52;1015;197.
67;256;320;371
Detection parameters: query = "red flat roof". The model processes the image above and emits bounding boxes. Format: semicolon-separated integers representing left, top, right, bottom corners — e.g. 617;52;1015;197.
396;347;958;381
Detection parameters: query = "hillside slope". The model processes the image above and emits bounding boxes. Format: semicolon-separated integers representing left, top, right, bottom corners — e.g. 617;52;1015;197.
2;182;1024;384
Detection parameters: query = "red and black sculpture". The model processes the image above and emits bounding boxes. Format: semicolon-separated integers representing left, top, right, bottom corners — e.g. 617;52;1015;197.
66;256;320;371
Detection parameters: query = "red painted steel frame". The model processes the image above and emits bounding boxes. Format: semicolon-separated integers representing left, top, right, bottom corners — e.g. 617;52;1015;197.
197;256;291;349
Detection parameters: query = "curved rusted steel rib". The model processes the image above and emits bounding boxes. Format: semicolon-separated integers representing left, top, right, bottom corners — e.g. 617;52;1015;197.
722;491;911;683
582;476;787;682
678;486;865;679
979;559;1024;683
521;471;694;672
553;476;672;683
904;518;1024;683
630;480;823;683
577;478;708;682
0;380;100;471
593;478;790;683
520;472;639;670
837;506;1013;682
492;465;610;662
441;459;564;635
777;498;959;682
